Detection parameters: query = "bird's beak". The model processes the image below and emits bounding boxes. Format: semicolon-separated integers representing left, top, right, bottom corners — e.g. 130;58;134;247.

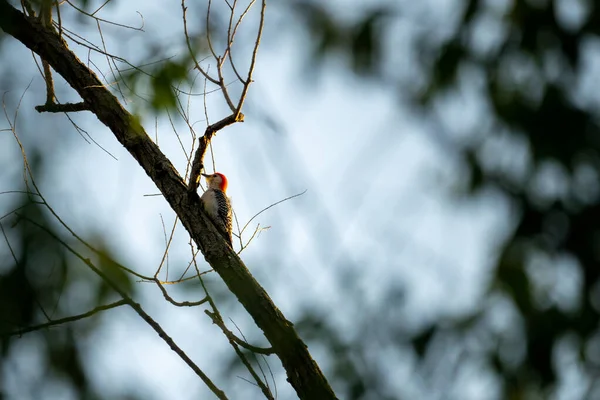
201;173;210;178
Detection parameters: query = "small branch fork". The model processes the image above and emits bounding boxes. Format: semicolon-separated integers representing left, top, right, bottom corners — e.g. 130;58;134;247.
24;0;142;117
188;112;244;191
183;0;266;191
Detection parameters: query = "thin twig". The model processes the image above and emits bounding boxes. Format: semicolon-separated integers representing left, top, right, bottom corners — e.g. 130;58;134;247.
166;108;191;164
54;0;62;39
241;190;307;235
0;190;40;197
155;214;179;280
223;0;244;83
238;223;269;254
154;280;209;307
96;19;127;103
207;313;274;400
177;242;203;281
227;0;257;84
232;208;244;249
1;300;128;338
182;0;218;85
0;221;19;271
204;0;218;62
230;318;277;396
235;0;265;116
205;0;236;112
205;310;275;356
63;112;119;160
91;0;113;17
66;0;144;31
40;0;56;105
0;203;41;221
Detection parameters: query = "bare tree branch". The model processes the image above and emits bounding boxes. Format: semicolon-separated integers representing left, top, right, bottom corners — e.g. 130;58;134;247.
35;101;89;112
155;280;209;308
1;300;128;338
182;0;218;85
40;0;56;106
65;0;145;31
188;112;244;192
235;0;265;115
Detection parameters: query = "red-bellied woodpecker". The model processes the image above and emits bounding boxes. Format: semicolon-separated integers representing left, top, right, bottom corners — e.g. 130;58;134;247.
200;172;233;245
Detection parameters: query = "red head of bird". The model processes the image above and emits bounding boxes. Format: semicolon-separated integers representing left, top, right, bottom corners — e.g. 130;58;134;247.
202;172;228;192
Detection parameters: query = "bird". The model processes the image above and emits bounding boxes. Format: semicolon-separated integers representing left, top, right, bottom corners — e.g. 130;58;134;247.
200;172;233;245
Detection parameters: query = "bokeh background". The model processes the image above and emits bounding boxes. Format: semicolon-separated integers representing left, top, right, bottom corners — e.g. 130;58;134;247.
1;0;600;399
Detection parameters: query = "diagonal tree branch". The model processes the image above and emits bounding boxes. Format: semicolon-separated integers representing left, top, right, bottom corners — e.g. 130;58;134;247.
0;3;337;399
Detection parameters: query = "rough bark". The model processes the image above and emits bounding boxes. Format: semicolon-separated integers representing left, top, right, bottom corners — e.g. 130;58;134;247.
0;2;337;399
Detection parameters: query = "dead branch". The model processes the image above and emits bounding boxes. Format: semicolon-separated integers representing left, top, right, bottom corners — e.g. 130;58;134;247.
35;101;89;112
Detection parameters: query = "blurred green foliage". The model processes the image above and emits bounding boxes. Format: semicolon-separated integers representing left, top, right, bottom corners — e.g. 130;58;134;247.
291;0;600;398
0;150;135;400
123;57;194;112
